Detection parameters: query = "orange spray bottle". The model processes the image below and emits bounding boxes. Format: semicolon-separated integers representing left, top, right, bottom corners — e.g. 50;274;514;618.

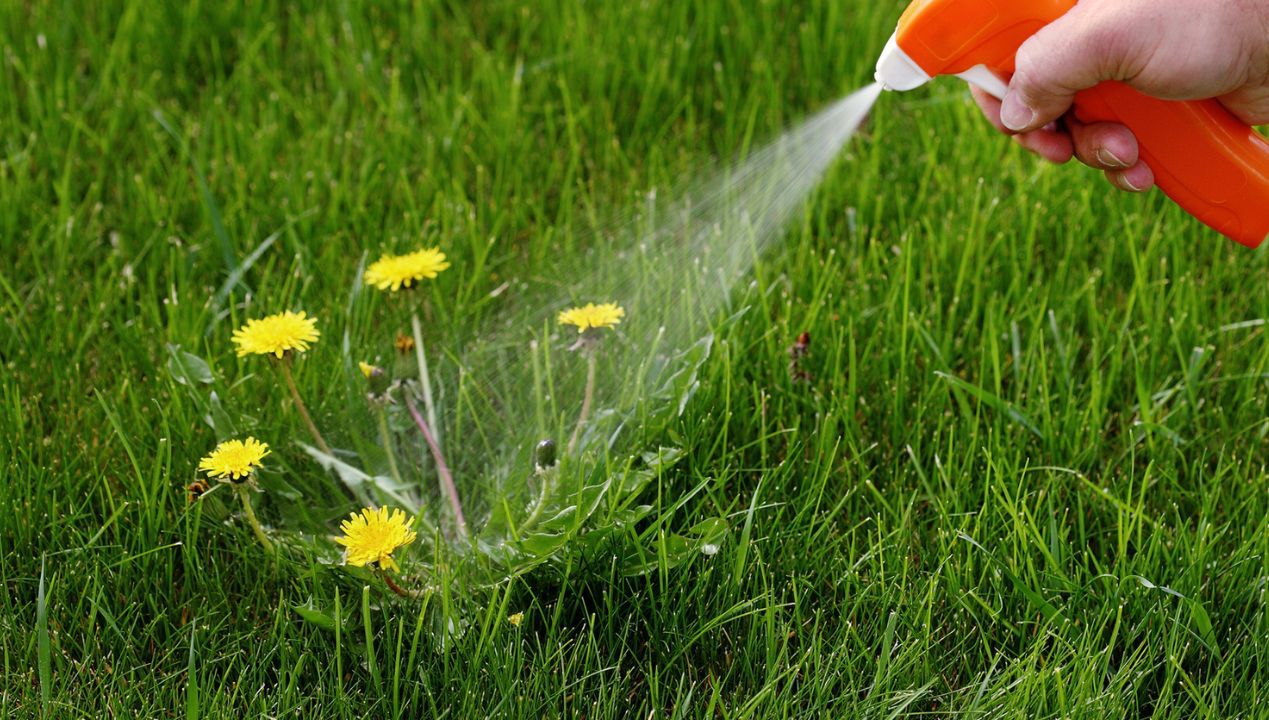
874;0;1269;248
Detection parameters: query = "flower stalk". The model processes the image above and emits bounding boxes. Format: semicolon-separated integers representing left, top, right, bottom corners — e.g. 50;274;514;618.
403;391;468;540
233;483;274;553
568;350;598;454
375;406;405;487
515;440;558;535
278;358;333;456
411;312;441;449
557;302;623;454
380;570;416;599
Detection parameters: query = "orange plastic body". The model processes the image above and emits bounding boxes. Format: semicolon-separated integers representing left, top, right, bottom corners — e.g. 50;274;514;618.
895;0;1269;247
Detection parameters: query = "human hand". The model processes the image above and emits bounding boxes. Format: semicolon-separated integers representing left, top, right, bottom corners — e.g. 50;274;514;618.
972;0;1269;193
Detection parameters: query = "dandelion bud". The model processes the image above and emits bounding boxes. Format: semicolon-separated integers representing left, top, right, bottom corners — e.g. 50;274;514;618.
534;439;557;470
359;361;392;396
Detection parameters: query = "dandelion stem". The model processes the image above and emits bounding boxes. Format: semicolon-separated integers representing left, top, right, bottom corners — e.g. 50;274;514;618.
411;313;440;449
279;359;332;456
522;469;554;532
568;351;598;454
375;406;405;487
404;391;468;541
234;483;274;553
381;571;416;599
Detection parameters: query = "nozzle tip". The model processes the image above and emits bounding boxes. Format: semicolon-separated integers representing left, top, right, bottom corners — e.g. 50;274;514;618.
874;33;930;93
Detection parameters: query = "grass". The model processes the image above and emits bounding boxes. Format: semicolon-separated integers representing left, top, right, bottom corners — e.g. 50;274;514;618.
2;0;1268;716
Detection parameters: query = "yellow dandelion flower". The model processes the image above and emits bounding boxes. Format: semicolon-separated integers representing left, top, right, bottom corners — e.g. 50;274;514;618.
508;612;525;627
364;248;451;292
558;302;625;333
337;507;417;572
232;311;320;358
198;437;270;481
358;361;378;379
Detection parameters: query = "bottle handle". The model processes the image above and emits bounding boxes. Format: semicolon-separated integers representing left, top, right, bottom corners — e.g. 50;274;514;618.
1073;83;1269;248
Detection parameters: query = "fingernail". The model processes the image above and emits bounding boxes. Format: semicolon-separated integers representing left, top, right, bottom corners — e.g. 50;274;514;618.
1000;94;1036;132
1096;148;1129;169
1116;174;1144;192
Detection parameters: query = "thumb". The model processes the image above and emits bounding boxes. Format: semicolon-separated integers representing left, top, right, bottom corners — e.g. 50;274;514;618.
999;3;1133;133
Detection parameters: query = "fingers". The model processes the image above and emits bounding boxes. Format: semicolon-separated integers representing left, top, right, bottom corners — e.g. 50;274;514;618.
1000;3;1137;133
1067;116;1153;192
972;84;1154;192
971;85;1073;164
1104;163;1155;193
1013;124;1075;165
1067;118;1137;170
969;85;1008;133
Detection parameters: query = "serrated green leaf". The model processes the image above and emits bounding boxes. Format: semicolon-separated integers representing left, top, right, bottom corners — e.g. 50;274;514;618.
300;443;418;512
293;600;338;632
621;516;728;576
166;344;214;386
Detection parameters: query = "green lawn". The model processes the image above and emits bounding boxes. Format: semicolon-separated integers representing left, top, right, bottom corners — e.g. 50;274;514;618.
3;1;1268;717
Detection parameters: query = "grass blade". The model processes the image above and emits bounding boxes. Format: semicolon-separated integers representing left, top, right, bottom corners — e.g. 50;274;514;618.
362;585;381;694
936;372;1043;439
37;556;50;717
185;624;199;720
732;474;764;588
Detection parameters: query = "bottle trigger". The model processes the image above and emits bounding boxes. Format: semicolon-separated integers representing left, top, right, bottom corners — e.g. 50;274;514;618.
955;66;1009;100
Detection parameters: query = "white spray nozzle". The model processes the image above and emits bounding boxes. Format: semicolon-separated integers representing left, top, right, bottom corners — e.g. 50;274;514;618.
874;31;1011;99
874;33;930;92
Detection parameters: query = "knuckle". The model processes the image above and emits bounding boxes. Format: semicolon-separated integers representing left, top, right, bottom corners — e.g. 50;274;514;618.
1011;43;1044;91
1082;22;1141;80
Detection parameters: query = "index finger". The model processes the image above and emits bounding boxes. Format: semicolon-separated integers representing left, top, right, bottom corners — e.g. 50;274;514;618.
970;85;1074;164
